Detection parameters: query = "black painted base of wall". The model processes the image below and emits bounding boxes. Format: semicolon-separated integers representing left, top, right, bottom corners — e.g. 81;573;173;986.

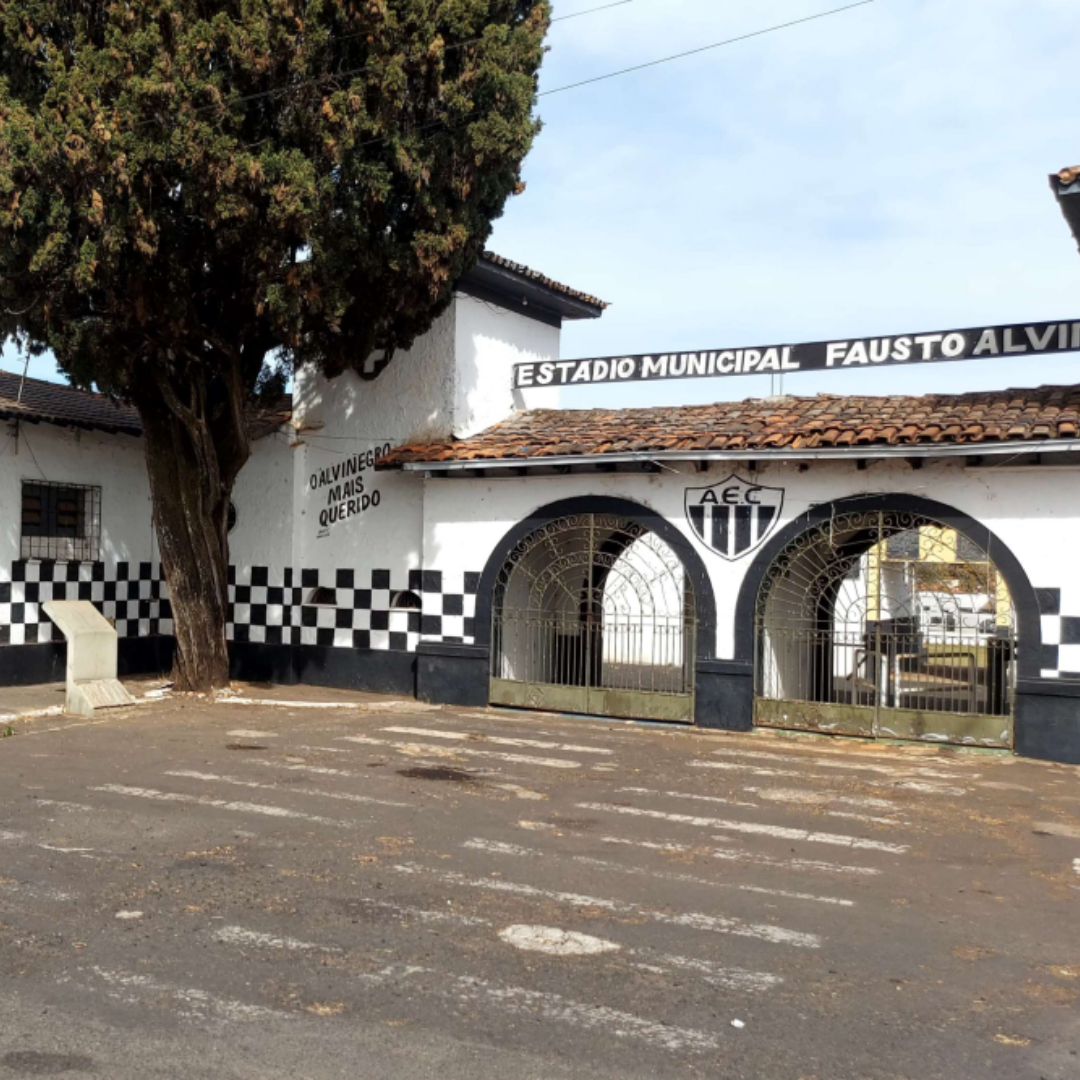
5;636;1080;765
0;637;174;688
416;642;490;707
695;659;754;731
1015;678;1080;765
229;642;416;697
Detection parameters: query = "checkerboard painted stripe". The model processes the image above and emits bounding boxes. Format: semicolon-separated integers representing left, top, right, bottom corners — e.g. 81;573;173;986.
0;560;171;645
4;562;1072;671
225;566;480;651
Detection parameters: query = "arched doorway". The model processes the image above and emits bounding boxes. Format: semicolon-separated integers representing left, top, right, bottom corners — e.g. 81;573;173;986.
489;512;698;722
754;508;1017;747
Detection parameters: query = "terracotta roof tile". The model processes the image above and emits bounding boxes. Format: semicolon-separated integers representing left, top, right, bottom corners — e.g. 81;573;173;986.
379;384;1080;467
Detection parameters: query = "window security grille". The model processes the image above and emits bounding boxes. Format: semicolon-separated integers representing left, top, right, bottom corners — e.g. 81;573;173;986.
20;481;102;562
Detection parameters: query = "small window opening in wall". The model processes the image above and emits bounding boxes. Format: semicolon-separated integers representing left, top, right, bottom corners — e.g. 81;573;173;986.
21;481;101;561
391;590;422;611
307;586;337;606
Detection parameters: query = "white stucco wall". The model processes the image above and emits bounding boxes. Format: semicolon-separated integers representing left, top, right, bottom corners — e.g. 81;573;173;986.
256;290;565;609
0;420;162;645
418;458;1080;675
454;293;560;437
230;429;295;573
0;421;155;569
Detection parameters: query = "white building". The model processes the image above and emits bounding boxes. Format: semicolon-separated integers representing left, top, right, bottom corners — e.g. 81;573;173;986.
3;253;1079;764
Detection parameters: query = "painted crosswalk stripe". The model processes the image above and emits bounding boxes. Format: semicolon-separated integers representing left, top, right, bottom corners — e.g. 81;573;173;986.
166;769;413;809
338;735;581;770
0;829;104;861
78;966;287;1023
743;787;906;826
213;926;342;953
745;787;898;811
595;833;882;876
446;972;725;1052
708;747;967;780
0;879;77;902
619;785;757;810
357;899;493;927
463;838;853;907
392;862;820;948
90;783;348;827
382;726;612;755
692;760;967;796
577;801;909;854
254;760;361;778
213;925;756;1050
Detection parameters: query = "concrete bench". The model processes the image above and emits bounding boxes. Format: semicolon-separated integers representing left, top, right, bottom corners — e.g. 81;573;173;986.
42;600;136;718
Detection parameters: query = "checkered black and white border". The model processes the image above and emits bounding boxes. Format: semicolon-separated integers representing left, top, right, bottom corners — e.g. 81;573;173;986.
227;566;480;651
0;560;480;652
4;560;1078;674
1037;587;1080;679
0;560;172;645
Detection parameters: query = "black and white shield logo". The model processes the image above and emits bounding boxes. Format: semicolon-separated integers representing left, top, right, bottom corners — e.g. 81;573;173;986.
685;475;784;561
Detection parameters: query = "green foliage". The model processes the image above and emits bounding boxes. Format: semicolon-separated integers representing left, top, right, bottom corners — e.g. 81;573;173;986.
0;0;550;393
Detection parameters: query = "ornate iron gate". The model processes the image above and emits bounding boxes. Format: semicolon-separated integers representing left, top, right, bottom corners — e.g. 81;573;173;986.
755;510;1016;747
490;513;697;722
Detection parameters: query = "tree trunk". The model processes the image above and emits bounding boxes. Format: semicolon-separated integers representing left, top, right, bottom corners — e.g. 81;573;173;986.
136;370;248;692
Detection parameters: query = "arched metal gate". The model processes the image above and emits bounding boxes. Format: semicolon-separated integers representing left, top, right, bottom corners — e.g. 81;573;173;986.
755;510;1016;747
490;513;697;722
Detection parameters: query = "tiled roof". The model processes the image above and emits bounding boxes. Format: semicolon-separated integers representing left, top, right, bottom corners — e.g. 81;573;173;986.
0;369;141;435
380;384;1080;466
0;369;292;439
480;252;608;311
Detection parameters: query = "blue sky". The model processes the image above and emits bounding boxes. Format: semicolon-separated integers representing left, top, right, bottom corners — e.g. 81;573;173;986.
493;0;1080;407
5;0;1079;407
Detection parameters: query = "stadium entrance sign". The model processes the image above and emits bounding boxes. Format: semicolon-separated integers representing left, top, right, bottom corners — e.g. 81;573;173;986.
512;319;1080;389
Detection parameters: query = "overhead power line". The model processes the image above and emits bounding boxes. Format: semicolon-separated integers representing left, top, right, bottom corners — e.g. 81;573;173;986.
540;0;876;97
348;1;875;150
161;0;635;119
137;0;874;147
553;0;635;22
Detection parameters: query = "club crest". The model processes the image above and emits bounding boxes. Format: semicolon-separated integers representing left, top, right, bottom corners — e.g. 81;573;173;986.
685;475;784;561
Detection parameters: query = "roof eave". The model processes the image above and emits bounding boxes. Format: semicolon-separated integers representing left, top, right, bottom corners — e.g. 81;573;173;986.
461;259;606;322
391;439;1080;472
0;407;142;438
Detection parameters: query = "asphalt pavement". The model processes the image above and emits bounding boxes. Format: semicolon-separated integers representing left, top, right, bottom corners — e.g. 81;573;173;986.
1;690;1079;1079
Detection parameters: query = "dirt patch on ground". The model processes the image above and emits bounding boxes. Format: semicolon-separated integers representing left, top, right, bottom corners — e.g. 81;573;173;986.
398;766;479;784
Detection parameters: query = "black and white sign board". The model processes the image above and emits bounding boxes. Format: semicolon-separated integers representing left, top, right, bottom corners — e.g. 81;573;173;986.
513;318;1080;389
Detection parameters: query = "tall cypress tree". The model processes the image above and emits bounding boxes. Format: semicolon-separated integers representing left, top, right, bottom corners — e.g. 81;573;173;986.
0;0;549;688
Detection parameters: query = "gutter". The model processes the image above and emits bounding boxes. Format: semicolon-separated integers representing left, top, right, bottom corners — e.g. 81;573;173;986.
395;439;1080;473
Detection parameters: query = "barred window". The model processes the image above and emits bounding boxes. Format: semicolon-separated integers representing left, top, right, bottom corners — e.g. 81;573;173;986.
20;481;101;562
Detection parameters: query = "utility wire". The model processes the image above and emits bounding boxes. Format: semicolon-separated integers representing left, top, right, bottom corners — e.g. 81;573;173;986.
344;1;874;152
153;0;872;126
153;0;633;121
540;0;875;96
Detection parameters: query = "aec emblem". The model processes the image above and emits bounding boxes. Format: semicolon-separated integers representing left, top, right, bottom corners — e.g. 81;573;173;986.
685;475;784;561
